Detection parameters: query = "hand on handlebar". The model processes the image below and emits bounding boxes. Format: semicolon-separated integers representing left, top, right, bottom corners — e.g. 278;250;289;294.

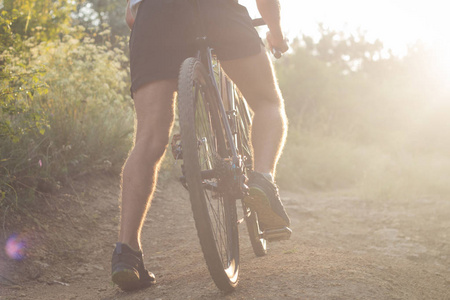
266;31;289;59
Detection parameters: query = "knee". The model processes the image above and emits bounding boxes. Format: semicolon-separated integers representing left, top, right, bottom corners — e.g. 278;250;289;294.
252;97;288;129
134;132;170;164
251;93;286;117
246;86;284;112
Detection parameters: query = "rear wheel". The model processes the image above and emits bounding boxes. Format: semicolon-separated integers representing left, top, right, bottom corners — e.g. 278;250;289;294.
178;57;239;292
244;207;267;256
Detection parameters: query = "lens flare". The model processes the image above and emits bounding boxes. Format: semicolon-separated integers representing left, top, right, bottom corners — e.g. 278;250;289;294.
5;234;27;260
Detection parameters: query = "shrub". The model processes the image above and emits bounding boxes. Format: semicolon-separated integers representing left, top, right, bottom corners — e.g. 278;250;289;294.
1;28;134;210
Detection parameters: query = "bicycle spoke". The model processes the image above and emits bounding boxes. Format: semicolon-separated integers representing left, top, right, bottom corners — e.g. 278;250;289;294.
202;177;229;263
193;82;232;267
206;195;229;264
178;57;239;291
207;198;228;264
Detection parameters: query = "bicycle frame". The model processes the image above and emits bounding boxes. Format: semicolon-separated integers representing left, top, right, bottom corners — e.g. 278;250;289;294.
175;1;288;291
191;40;249;196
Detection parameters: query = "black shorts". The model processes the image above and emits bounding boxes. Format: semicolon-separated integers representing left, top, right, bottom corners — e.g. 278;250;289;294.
129;0;263;95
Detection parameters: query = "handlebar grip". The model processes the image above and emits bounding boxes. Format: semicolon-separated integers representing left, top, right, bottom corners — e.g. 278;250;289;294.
252;18;283;59
272;48;282;59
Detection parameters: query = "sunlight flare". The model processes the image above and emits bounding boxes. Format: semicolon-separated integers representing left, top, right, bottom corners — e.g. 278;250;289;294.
5;234;27;261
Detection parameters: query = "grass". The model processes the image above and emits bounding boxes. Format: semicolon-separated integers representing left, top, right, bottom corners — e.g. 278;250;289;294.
358;152;450;201
276;124;450;200
277;127;368;190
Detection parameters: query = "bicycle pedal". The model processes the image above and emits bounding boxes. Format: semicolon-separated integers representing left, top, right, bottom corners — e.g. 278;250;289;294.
262;227;292;242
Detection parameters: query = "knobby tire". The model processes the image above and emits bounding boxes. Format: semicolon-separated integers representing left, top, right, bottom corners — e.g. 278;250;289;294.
178;57;239;292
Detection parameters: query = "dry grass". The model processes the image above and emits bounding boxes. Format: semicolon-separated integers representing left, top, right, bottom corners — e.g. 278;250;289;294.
277;125;450;200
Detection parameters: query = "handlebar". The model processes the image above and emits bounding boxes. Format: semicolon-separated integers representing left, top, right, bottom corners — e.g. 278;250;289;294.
251;18;283;59
251;18;266;27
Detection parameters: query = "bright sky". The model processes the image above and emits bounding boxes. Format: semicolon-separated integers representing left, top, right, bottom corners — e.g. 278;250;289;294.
242;0;449;56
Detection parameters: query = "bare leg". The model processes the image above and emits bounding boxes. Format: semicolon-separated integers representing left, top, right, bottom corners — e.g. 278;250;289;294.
221;47;287;177
118;79;177;251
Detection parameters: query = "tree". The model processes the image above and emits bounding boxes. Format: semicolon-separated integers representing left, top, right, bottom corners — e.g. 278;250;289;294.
303;24;384;73
74;0;129;40
1;0;75;47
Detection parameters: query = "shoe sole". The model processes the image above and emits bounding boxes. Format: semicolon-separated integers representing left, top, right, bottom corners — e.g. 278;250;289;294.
243;187;288;229
112;269;144;291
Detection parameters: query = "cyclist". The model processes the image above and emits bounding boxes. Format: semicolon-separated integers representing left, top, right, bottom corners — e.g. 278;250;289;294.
112;0;291;291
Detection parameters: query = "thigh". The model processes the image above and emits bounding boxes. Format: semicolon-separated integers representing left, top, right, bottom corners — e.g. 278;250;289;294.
133;80;178;143
220;47;283;112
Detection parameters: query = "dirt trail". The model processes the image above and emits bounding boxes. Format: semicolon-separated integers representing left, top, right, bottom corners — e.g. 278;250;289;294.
1;174;449;299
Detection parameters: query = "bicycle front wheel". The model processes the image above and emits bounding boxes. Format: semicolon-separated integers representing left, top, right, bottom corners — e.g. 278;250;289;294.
178;57;239;292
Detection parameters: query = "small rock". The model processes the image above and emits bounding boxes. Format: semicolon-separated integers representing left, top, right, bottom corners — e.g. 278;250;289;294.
92;265;104;271
33;261;50;268
75;267;90;275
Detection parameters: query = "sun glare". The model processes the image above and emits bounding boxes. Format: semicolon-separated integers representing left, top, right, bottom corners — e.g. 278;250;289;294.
5;234;27;261
434;42;450;85
243;1;449;59
242;0;450;88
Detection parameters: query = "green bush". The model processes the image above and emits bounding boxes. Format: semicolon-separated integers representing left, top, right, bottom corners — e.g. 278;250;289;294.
1;28;134;209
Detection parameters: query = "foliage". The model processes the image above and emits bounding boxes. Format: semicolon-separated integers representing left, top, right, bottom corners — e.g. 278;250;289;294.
1;0;133;210
74;0;129;43
0;0;79;144
303;24;385;72
1;28;133;210
1;0;75;49
275;29;450;198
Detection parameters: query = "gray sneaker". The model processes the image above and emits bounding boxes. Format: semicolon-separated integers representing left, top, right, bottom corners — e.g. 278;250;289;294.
111;243;156;291
243;172;290;229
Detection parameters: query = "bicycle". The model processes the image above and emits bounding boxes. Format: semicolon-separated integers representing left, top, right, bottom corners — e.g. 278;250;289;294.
171;1;291;292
